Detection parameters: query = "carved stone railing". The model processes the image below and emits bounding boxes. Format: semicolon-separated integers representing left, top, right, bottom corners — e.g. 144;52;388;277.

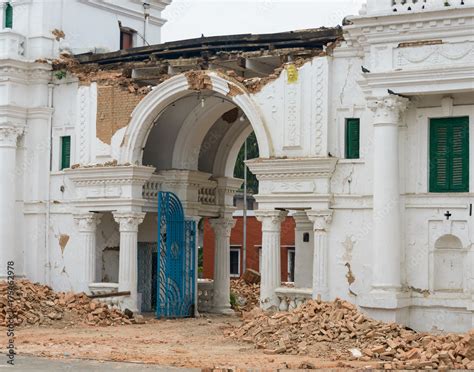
362;0;472;15
197;279;214;312
198;181;217;205
275;287;312;311
392;0;472;12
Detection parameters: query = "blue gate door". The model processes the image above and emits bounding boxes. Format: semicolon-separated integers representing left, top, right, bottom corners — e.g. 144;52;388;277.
156;192;196;318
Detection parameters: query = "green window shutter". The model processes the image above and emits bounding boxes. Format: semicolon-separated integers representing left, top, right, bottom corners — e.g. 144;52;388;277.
430;117;469;192
5;3;12;29
61;136;71;170
345;118;360;159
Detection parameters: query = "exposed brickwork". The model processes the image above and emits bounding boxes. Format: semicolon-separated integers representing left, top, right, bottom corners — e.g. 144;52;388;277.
203;216;295;282
96;85;144;145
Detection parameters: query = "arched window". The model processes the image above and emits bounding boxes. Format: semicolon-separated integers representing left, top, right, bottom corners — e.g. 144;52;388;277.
4;3;12;29
433;234;464;292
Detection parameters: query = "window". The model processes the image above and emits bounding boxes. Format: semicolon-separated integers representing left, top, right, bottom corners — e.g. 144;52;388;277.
345;118;360;159
4;3;12;29
60;136;71;170
287;248;295;282
430;117;469;193
230;247;241;277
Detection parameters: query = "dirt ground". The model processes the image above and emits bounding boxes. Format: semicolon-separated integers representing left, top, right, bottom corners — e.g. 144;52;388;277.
3;314;378;370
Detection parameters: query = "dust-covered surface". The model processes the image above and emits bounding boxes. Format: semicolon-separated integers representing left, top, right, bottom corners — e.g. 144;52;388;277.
230;298;474;370
4;315;374;370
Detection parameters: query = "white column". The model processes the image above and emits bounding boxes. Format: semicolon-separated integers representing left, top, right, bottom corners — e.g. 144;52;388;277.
368;96;408;291
307;210;333;301
293;211;313;289
0;125;23;279
74;213;102;293
255;210;288;310
209;217;235;314
113;212;145;313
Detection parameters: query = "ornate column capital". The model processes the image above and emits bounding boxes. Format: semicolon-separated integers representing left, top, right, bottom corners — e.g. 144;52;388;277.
113;212;145;233
306;210;333;232
367;95;409;125
292;211;313;230
74;213;103;233
0;125;24;148
255;210;288;232
210;217;236;238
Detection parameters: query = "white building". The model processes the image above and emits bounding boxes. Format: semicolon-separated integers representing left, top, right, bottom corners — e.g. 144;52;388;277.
1;0;473;332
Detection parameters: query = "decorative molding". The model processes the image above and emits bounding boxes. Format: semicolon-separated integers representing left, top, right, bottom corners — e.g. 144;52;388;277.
74;213;103;232
312;58;327;156
306;209;334;232
394;41;474;69
367;95;409;125
0;125;24;147
113;212;145;232
283;67;301;149
255;210;288;232
209;218;236;238
246;157;338;180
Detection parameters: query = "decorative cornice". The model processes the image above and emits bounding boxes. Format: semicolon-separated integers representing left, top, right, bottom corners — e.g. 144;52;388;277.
306;210;333;232
74;213;103;232
367;95;409;125
246;157;338;180
65;165;155;186
113;212;145;232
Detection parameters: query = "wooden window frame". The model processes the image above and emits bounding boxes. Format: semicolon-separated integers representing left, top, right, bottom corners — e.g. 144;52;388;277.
345;118;360;159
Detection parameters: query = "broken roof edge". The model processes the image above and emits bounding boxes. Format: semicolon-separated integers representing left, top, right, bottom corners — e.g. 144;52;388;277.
75;27;343;65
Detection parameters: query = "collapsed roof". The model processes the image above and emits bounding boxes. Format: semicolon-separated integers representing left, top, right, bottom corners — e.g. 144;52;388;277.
70;28;342;89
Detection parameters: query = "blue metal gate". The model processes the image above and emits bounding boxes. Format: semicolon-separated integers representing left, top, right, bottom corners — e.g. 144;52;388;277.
156;192;196;318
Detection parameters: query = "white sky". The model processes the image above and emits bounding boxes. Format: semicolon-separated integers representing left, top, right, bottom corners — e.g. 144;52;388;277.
161;0;366;43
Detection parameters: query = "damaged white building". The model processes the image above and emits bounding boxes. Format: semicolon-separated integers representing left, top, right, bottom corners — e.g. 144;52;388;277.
1;0;473;332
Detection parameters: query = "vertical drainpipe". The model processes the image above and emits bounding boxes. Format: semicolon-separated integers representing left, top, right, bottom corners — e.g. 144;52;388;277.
143;2;150;47
45;82;54;285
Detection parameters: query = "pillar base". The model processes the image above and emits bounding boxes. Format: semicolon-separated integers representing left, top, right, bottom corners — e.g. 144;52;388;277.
358;289;411;325
209;306;235;315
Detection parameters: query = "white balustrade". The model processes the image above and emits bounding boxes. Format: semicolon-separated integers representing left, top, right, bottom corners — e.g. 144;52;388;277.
275;287;312;312
197;279;214;312
198;182;217;205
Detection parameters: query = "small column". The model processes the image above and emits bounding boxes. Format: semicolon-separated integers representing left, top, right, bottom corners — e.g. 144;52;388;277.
74;213;102;293
293;211;313;289
0;125;23;279
113;212;145;313
306;210;333;301
255;210;288;310
189;216;201;317
368;96;408;291
209;217;235;314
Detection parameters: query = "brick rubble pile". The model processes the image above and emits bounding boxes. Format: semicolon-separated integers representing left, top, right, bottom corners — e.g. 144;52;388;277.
0;280;138;327
230;298;474;370
230;279;260;313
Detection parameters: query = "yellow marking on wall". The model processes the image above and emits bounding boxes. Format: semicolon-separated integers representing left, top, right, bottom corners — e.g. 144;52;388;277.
286;64;298;84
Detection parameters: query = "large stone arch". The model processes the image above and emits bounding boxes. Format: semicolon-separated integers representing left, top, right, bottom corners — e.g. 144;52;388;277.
119;72;272;165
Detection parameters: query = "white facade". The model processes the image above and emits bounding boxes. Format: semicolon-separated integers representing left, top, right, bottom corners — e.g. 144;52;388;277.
1;0;474;332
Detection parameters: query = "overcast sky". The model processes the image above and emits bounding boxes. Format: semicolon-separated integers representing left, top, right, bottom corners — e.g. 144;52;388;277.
161;0;366;43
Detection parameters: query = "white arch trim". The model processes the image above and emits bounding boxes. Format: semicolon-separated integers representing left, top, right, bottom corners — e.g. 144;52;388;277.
171;97;234;170
213;120;253;177
119;72;272;164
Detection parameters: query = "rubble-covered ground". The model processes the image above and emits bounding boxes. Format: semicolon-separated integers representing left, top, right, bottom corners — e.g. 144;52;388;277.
2;280;473;369
230;298;474;370
0;280;141;327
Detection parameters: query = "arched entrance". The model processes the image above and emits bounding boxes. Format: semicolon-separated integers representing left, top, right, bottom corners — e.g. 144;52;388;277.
122;71;272;314
119;71;273;167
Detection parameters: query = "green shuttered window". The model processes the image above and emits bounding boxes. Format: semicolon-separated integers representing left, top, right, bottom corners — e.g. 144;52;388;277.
430;117;469;193
61;136;71;170
345;118;360;159
4;3;12;29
